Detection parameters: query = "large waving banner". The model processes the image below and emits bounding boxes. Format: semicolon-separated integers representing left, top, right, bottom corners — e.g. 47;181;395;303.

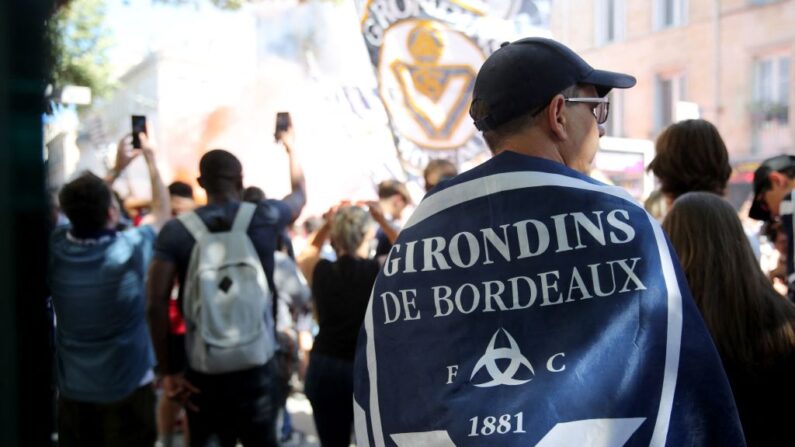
355;0;550;173
353;152;746;446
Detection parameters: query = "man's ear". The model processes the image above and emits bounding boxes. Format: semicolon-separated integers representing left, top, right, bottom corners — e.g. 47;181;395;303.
107;205;119;227
769;171;789;188
546;95;568;142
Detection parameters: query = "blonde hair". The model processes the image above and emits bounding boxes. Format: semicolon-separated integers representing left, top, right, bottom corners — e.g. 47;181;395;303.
330;206;373;256
663;192;795;367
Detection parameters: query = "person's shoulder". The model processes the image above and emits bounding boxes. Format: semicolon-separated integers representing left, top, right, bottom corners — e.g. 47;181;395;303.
362;257;381;274
158;216;191;237
118;224;158;247
425;152;608;200
253;199;291;223
348;256;380;274
312;258;334;279
128;224;157;238
154;216;196;251
258;199;291;214
315;258;333;269
49;226;71;255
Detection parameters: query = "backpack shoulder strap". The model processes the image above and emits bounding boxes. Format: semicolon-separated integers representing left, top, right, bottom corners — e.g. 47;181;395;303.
232;202;257;233
177;211;208;240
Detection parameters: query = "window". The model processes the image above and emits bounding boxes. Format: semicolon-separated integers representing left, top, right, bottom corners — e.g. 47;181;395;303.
752;55;790;125
603;90;624;137
654;72;686;131
595;0;625;46
751;54;791;154
654;0;687;30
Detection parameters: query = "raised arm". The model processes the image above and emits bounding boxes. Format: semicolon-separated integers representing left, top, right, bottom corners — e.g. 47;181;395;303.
277;127;306;222
146;258;199;409
297;209;333;287
137;133;171;231
364;201;399;245
105;134;139;185
146;258;176;375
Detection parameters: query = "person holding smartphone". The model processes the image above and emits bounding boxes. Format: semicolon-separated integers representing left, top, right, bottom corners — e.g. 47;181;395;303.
147;117;306;447
50;132;170;446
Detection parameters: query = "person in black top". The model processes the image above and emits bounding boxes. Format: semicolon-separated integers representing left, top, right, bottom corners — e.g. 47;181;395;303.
298;203;393;447
663;192;795;446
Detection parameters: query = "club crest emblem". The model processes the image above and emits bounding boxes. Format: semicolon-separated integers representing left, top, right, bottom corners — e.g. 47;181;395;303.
378;20;485;150
471;328;535;387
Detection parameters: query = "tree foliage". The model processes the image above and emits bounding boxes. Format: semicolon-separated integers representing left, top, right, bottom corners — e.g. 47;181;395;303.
48;0;113;99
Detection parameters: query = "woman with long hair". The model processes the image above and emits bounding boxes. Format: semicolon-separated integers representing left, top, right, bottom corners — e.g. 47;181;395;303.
663;192;795;445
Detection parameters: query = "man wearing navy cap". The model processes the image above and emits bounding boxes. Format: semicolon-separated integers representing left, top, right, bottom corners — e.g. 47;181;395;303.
469;38;633;172
353;38;744;446
749;154;795;301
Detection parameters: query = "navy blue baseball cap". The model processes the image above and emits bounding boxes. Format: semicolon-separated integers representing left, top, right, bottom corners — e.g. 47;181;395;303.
470;37;637;131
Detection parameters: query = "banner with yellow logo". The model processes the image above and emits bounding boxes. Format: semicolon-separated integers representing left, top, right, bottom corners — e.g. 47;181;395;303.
355;0;552;174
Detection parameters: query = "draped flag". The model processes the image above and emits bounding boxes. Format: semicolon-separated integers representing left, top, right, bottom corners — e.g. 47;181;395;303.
354;0;551;173
353;151;746;446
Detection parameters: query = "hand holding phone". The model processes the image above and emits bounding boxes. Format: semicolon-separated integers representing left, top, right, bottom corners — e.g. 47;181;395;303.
274;112;292;142
131;115;147;149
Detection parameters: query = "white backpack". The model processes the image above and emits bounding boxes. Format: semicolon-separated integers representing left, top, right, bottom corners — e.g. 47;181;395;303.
178;202;275;374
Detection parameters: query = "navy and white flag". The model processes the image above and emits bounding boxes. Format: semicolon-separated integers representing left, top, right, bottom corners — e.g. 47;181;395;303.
353;151;745;446
354;0;551;174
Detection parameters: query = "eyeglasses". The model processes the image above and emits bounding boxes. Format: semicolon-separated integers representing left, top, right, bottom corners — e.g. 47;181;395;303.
564;97;610;125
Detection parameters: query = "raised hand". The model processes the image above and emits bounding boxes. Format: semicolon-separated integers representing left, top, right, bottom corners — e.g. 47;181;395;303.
114;134;142;174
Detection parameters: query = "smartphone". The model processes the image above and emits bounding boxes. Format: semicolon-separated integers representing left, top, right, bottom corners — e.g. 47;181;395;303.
274;112;291;141
131;115;147;148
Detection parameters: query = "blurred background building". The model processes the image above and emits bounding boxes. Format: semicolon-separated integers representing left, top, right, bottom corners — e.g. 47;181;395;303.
551;0;794;203
46;0;794;210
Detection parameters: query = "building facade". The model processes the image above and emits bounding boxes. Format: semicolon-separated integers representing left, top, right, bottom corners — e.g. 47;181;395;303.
551;0;793;165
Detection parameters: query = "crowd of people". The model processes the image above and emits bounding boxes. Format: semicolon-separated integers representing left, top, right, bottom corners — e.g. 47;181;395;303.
47;118;458;446
47;36;795;447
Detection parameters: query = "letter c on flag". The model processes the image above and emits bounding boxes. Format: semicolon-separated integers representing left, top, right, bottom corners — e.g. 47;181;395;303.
546;353;566;373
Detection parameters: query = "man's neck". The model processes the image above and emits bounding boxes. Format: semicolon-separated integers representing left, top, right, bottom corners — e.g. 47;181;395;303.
206;190;241;204
496;129;565;165
70;226;116;241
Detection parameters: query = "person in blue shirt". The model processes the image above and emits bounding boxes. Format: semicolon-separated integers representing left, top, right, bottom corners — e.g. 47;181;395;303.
49;132;170;447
